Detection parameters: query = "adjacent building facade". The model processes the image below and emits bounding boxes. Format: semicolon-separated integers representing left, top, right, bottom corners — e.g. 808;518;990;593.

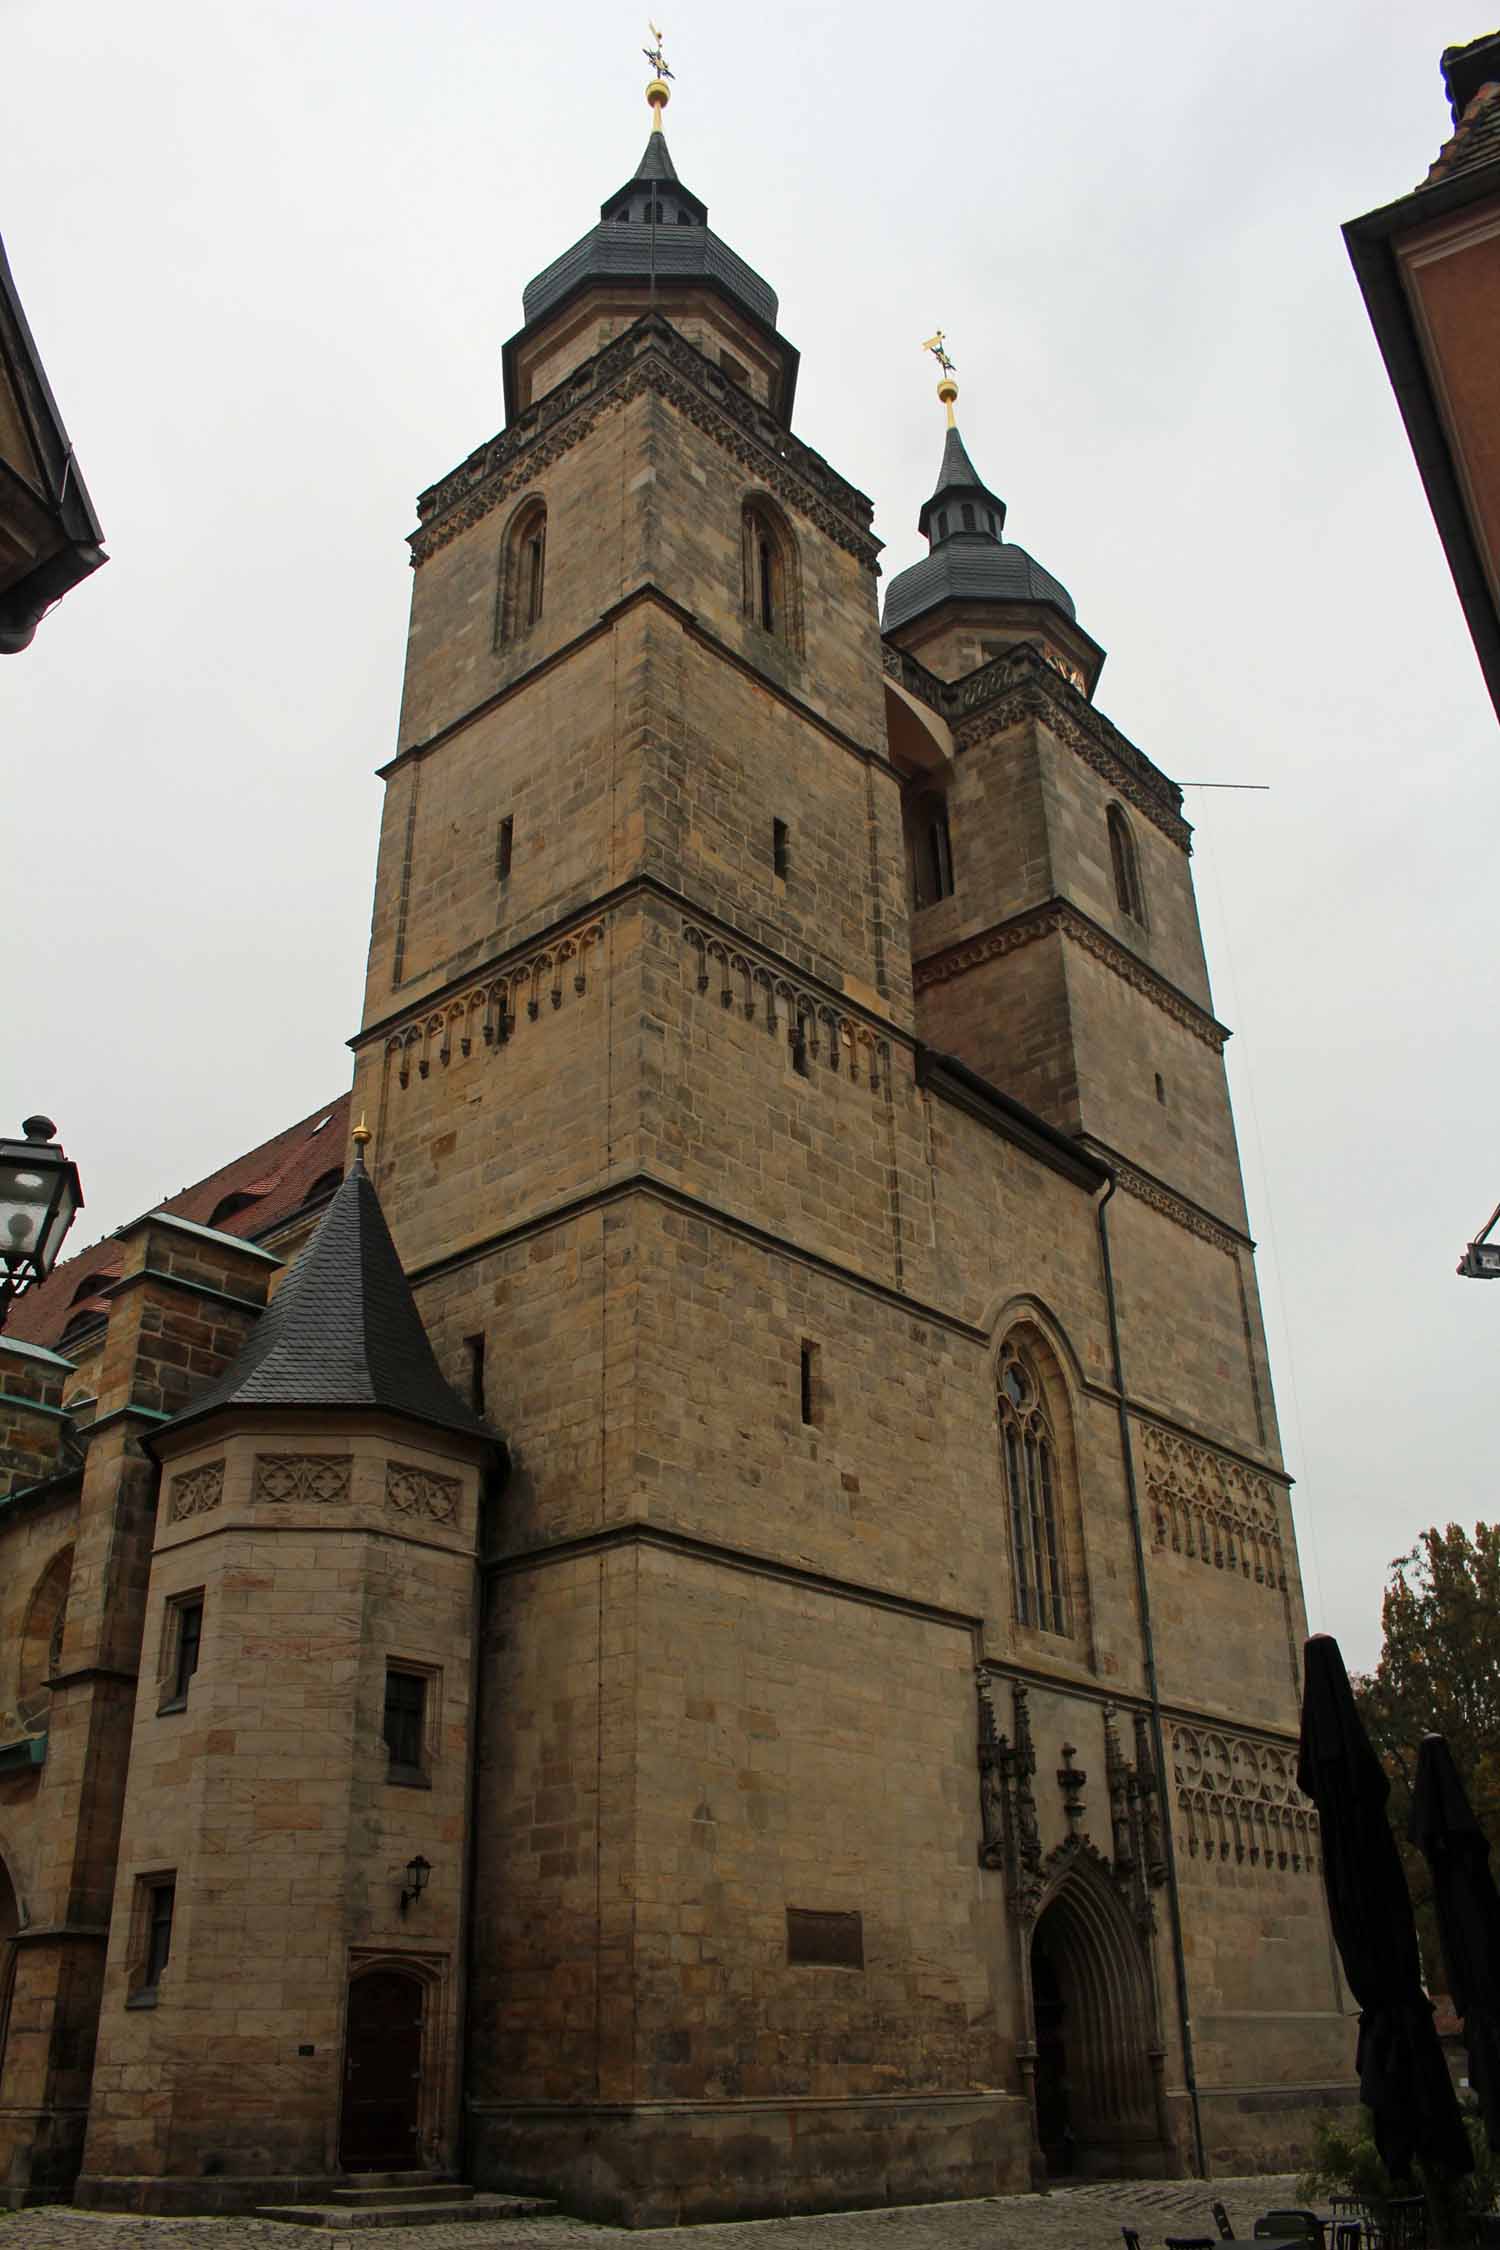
1;84;1353;2222
1345;28;1500;723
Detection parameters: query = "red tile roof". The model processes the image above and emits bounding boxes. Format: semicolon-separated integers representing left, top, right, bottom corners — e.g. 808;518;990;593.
1427;80;1500;186
5;1091;351;1356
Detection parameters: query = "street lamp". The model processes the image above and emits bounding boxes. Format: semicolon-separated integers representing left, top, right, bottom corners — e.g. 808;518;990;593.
1457;1196;1500;1280
0;1117;84;1328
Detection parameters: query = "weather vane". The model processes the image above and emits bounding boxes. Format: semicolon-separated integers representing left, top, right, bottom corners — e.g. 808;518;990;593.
922;332;960;425
643;21;674;127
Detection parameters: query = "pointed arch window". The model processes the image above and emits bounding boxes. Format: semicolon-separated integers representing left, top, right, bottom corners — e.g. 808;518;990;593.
1107;803;1147;926
998;1342;1068;1635
497;495;547;648
741;497;801;653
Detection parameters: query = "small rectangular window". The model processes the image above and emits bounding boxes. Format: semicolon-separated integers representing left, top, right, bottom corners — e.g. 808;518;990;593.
787;1907;863;1967
496;815;514;882
772;818;789;880
158;1590;205;1714
800;1340;818;1427
128;1874;176;2006
1154;1072;1167;1105
384;1666;429;1780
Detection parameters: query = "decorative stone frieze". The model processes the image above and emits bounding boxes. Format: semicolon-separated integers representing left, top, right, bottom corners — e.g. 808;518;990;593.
913;899;1227;1053
682;924;890;1095
385;1461;461;1523
251;1455;352;1506
1110;1159;1243;1256
167;1461;224;1522
411;319;879;568
1170;1720;1319;1873
879;639;1187;847
384;921;607;1090
1142;1425;1287;1588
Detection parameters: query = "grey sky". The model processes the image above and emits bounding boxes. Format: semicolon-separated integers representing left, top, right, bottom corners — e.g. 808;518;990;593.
4;0;1496;1673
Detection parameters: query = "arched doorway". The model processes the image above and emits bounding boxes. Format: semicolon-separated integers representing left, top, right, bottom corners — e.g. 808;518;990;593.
0;1857;20;2082
1029;1861;1167;2177
339;1966;425;2172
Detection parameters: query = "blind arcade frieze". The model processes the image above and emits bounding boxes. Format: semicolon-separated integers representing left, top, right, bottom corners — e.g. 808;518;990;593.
1142;1425;1287;1591
1171;1721;1319;1875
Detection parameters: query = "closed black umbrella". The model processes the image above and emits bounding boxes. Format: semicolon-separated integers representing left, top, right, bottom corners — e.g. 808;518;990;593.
1412;1734;1500;2152
1297;1634;1472;2183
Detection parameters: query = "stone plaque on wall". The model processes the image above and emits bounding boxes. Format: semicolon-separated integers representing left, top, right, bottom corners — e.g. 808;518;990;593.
786;1908;864;1968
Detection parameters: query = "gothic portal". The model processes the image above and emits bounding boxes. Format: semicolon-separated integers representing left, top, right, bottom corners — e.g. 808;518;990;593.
0;59;1354;2222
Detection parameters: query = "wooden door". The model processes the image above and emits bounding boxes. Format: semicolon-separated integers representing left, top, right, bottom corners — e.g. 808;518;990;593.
339;1969;424;2172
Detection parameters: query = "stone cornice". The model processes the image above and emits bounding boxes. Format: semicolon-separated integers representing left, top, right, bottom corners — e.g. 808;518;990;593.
1109;1156;1245;1258
913;897;1229;1052
881;641;1190;849
411;315;881;570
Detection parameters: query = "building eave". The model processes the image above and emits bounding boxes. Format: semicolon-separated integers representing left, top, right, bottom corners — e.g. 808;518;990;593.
1343;170;1500;722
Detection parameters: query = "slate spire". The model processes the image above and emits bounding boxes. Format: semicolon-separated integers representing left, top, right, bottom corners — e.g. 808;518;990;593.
158;1132;491;1443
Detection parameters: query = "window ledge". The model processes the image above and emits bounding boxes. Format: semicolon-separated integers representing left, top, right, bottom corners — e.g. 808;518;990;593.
385;1767;433;1790
155;1695;187;1717
126;1987;160;2011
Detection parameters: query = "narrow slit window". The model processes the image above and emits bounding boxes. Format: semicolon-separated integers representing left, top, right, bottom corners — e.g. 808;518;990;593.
773;818;790;879
496;815;514;882
465;1334;486;1414
759;538;775;632
524;533;545;628
499;497;547;647
961;503;976;531
173;1599;203;1701
1107;803;1146;925
800;1340;818;1427
1155;1072;1166;1105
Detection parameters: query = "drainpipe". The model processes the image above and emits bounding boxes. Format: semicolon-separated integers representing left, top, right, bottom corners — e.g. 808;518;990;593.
1096;1176;1207;2179
457;1470;499;2185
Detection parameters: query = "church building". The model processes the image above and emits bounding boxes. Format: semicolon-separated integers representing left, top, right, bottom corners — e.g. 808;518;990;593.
0;57;1353;2223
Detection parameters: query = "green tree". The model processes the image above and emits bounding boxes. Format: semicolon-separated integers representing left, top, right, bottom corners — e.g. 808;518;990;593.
1352;1523;1500;1980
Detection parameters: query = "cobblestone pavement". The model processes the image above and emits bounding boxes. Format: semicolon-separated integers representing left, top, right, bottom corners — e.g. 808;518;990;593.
0;2174;1303;2250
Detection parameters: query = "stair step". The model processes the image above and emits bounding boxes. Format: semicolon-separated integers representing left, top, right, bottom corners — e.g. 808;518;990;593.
255;2192;557;2232
328;2185;475;2207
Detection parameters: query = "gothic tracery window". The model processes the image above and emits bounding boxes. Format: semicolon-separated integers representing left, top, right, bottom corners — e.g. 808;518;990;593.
497;495;547;647
998;1342;1068;1635
1107;802;1146;926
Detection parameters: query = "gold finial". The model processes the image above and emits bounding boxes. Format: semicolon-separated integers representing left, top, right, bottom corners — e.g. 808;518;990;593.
643;20;673;127
351;1113;372;1166
922;331;959;426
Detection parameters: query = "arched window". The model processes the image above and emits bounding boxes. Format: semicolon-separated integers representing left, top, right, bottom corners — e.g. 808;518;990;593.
17;1547;73;1731
998;1341;1068;1635
496;495;547;648
1107;803;1146;926
961;502;976;531
741;497;801;652
908;789;955;907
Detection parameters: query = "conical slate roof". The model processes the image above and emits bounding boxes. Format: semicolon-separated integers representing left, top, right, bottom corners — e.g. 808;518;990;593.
884;416;1076;635
159;1154;491;1444
520;124;778;333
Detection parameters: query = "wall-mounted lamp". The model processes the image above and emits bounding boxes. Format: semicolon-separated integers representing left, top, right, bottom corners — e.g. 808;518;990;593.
399;1854;431;1915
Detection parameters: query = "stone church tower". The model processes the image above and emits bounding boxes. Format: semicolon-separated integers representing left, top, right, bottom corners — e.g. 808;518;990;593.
1;64;1351;2222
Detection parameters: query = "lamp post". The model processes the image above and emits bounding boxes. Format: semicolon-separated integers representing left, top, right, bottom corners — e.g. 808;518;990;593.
0;1117;84;1329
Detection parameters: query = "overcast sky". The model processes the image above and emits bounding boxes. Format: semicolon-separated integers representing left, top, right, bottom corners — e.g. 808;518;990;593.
4;0;1496;1674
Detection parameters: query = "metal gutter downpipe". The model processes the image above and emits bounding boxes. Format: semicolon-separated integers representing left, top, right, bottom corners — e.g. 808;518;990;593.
1096;1175;1207;2178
